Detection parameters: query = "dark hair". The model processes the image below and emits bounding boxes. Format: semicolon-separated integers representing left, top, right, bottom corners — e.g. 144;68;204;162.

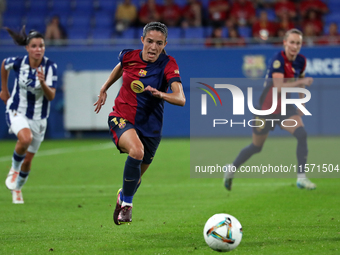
3;25;44;46
143;22;168;41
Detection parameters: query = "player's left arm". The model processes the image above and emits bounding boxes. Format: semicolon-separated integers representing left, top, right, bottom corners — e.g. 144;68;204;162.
144;81;186;106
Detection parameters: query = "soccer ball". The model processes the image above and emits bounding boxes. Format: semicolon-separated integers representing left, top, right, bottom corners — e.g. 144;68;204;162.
203;213;243;252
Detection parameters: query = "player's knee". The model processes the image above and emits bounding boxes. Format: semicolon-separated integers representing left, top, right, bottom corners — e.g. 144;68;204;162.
129;145;144;161
19;136;33;149
250;143;262;154
293;127;307;141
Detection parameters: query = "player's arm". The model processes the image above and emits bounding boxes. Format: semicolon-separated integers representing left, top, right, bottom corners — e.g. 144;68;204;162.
272;72;313;93
144;81;186;106
298;72;307;98
37;65;56;101
0;59;11;104
94;63;123;113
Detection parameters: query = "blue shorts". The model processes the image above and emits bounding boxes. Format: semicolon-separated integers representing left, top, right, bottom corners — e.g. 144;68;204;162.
252;105;299;135
108;116;161;164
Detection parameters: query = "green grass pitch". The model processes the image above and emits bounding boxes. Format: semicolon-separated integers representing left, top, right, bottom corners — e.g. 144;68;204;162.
0;137;339;254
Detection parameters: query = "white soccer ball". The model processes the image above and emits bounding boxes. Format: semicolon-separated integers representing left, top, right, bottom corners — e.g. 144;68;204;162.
203;213;243;252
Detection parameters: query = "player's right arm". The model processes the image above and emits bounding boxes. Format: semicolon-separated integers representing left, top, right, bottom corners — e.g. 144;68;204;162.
94;63;123;113
0;59;10;105
272;72;313;93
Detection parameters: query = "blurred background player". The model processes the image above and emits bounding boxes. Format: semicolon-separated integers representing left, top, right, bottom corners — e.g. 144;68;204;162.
0;26;57;203
223;28;316;191
94;22;185;225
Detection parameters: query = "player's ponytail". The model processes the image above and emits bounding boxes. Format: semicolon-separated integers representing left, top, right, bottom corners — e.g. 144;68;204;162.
3;25;44;46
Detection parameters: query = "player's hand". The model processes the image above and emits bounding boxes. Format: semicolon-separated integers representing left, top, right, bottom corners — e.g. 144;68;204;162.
144;85;163;99
94;90;107;113
0;90;10;105
36;65;45;84
301;77;313;87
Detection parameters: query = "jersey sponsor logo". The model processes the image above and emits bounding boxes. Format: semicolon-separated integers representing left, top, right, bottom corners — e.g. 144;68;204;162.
25;79;34;86
138;69;147;77
174;69;179;74
131;80;144;93
128;62;137;66
242;55;266;78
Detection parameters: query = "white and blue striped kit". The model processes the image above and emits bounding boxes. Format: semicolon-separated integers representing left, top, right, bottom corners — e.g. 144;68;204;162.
5;55;57;120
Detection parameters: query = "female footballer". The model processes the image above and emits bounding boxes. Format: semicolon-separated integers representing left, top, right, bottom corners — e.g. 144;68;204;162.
94;22;186;225
224;28;316;191
0;26;57;203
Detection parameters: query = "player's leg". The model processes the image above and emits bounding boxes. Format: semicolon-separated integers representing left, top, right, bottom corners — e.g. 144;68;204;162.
233;132;268;169
281;115;316;189
133;135;161;195
7;129;32;204
108;117;142;224
133;163;149;194
224;117;270;191
114;129;143;224
5;112;32;192
118;128;143;206
12;118;47;203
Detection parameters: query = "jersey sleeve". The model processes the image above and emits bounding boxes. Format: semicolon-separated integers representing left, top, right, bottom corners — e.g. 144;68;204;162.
164;56;181;89
45;61;58;88
270;54;285;74
300;55;307;76
118;49;134;67
4;57;20;71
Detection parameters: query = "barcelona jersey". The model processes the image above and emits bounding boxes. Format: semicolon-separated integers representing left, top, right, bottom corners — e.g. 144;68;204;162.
109;49;181;137
259;50;306;114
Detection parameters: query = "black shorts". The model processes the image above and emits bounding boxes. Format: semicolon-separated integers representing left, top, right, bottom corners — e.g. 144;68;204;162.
108;116;161;164
252;105;299;135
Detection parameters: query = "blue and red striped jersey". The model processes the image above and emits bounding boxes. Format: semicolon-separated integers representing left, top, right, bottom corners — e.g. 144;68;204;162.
259;50;306;114
110;49;181;137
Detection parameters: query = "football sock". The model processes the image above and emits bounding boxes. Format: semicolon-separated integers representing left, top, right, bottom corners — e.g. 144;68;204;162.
118;189;123;205
12;151;25;171
233;143;262;169
134;179;142;195
293;127;308;178
122;156;142;205
16;170;30;190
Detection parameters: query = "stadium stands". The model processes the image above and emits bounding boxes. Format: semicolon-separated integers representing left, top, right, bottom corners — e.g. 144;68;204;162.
0;0;338;47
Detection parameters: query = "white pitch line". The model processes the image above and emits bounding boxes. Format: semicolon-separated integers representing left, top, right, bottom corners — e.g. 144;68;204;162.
22;182;292;191
0;142;114;163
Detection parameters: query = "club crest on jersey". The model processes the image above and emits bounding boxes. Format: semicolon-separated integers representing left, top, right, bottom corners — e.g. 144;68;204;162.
118;119;126;129
138;69;147;77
